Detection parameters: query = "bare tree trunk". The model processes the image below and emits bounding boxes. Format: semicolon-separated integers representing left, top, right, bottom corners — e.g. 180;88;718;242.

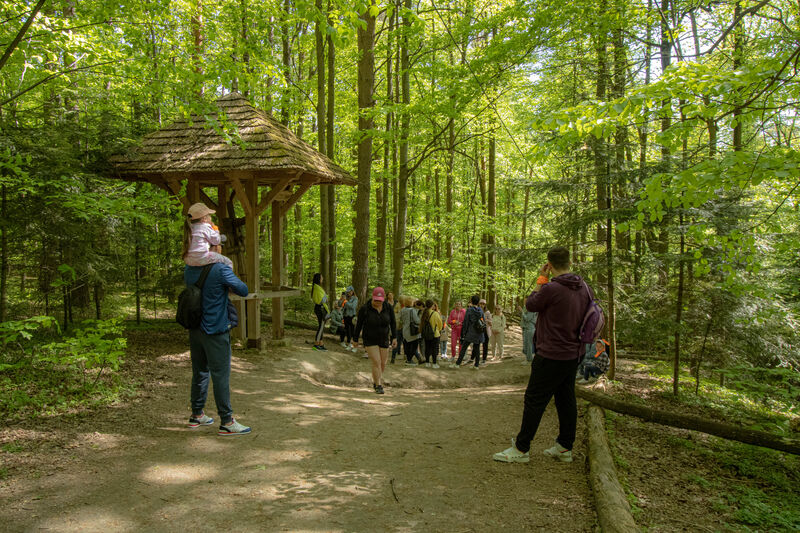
487;136;496;310
190;0;204;98
326;15;336;295
314;0;328;289
0;184;6;322
376;6;394;282
352;5;375;303
391;0;411;297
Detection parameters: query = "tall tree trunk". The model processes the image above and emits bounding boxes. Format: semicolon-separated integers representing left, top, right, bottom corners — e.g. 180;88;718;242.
352;5;375;303
391;0;411;297
190;0;204;98
376;6;394;283
487;135;496;310
0;184;6;322
280;0;291;126
441;114;455;314
326;16;336;295
593;0;609;284
315;0;329;290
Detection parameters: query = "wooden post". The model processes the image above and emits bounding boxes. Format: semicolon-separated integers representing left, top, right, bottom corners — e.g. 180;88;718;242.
218;184;243;343
245;179;261;348
272;201;285;340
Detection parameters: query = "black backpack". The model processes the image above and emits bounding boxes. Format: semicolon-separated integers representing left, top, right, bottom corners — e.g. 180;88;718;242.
422;312;436;340
176;265;214;329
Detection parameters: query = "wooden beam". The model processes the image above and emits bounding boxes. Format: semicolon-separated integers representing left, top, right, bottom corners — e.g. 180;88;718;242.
245;179;261;348
256;175;295;215
199;189;218;211
271;201;285;340
229;176;252;217
187;180;200;204
281;181;315;217
164;178;190;211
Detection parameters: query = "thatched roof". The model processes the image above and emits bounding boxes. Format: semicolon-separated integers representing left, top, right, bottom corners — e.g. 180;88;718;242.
109;92;355;186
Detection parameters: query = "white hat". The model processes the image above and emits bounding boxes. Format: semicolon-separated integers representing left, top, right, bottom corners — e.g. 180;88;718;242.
188;202;215;220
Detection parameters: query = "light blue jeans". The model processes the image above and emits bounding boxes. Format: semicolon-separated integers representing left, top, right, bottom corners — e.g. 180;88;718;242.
522;327;534;362
189;329;233;425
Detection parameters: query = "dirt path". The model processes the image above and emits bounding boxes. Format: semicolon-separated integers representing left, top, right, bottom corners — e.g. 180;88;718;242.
1;326;596;532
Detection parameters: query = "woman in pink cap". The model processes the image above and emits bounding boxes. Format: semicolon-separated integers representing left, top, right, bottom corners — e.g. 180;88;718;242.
353;287;397;394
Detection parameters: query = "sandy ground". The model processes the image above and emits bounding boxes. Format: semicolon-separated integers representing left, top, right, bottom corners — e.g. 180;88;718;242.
1;325;597;532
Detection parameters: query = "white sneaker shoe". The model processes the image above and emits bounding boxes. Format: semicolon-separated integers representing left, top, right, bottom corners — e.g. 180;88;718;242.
450;362;459;369
340;342;347;348
576;378;589;384
493;438;530;463
425;362;432;368
543;441;573;462
432;364;440;369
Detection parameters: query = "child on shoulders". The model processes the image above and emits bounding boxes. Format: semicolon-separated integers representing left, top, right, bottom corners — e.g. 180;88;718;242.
183;202;234;269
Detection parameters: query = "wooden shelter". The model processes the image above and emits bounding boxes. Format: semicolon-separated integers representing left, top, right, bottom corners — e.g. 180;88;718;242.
110;92;355;346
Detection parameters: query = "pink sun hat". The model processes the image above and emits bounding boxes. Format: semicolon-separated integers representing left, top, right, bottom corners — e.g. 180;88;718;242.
372;287;386;302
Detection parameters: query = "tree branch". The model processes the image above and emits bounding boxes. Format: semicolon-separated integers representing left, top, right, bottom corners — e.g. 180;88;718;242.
0;0;48;73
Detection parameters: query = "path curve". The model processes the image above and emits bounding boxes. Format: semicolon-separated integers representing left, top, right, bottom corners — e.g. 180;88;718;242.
1;326;596;532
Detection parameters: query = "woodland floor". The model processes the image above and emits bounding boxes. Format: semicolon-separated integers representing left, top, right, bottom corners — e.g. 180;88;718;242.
0;324;789;532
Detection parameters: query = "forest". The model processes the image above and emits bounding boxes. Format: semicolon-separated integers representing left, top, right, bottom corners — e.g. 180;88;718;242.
1;0;799;531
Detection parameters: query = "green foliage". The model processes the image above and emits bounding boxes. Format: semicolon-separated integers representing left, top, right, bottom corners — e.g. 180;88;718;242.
0;317;128;420
43;318;127;385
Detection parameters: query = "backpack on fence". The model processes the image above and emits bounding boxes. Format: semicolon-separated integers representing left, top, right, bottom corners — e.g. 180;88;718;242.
176;264;214;329
578;280;605;344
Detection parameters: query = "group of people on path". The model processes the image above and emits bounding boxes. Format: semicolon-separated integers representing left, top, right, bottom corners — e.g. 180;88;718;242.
177;201;605;469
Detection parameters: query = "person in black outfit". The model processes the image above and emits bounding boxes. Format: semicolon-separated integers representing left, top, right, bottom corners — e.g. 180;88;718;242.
453;294;485;369
353;286;397;394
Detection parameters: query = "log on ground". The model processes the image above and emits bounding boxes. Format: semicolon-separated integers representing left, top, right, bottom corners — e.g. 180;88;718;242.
586;405;639;533
576;387;800;456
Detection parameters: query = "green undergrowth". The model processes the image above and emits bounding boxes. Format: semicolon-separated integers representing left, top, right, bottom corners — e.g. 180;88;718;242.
631;360;798;434
605;411;800;532
0;316;133;422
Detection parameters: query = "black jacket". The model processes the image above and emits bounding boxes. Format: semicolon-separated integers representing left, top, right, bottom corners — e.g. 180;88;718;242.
354;299;397;347
460;305;485;344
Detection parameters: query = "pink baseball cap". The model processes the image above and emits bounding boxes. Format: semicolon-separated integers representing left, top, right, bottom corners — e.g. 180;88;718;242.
372;287;386;302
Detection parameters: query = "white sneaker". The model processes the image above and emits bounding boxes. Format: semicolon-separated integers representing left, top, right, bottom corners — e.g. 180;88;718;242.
450;362;459;369
493;438;530;463
350;346;358;353
471;365;479;370
543;441;573;462
432;364;440;369
425;362;432;368
340;342;347;348
576;378;589;384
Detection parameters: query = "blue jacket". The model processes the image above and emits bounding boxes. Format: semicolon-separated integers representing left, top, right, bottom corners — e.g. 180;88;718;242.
344;294;358;317
184;264;249;335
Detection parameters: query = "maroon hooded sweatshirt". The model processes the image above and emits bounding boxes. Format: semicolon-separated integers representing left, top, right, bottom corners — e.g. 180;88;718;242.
525;273;593;360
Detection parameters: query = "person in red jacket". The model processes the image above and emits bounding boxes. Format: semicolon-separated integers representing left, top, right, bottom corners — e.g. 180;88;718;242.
493;246;594;464
447;301;465;357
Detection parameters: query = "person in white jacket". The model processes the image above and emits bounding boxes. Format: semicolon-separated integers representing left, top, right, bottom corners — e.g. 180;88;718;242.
489;305;507;359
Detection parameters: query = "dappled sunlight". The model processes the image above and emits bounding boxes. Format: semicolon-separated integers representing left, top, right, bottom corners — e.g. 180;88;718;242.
140;463;219;485
36;509;138;532
155;351;190;363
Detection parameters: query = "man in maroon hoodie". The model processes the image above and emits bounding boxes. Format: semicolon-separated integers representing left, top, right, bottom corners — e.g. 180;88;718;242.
493;246;593;464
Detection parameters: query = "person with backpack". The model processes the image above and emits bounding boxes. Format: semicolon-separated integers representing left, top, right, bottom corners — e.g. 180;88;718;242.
311;273;329;351
420;299;443;368
493;246;597;464
182;240;250;436
452;295;485;369
401;297;422;365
